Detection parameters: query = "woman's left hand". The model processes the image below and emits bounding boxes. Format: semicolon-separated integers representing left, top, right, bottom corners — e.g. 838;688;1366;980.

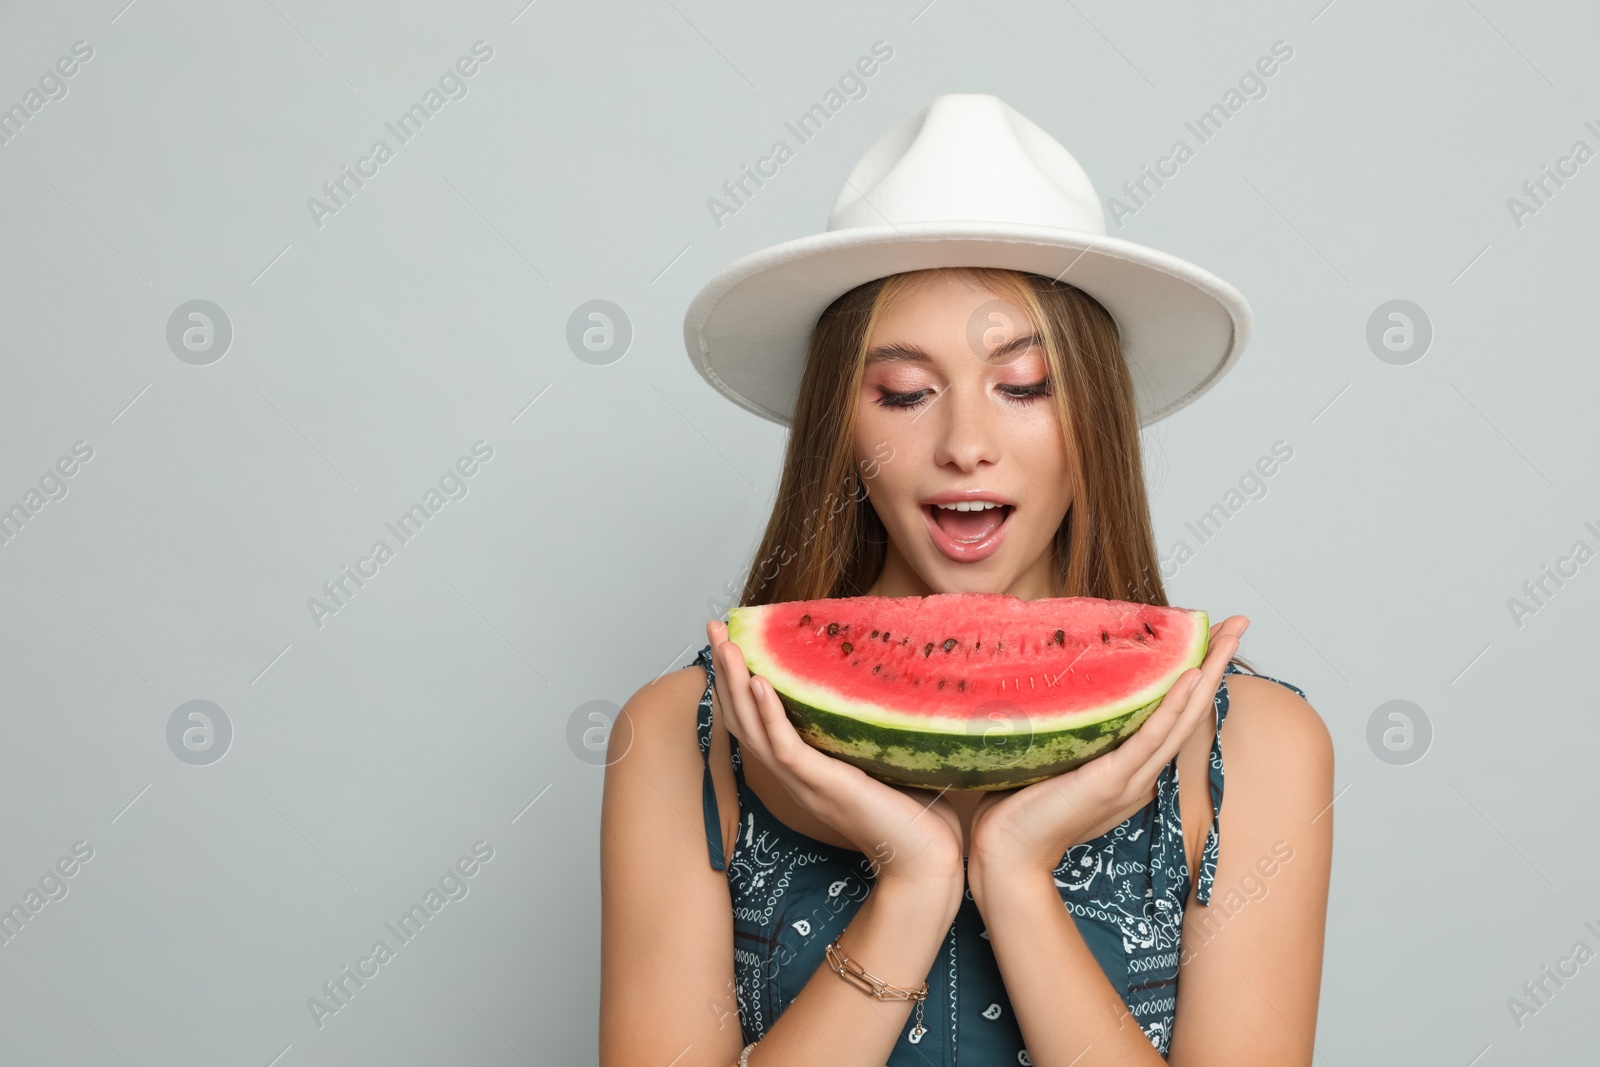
966;615;1249;897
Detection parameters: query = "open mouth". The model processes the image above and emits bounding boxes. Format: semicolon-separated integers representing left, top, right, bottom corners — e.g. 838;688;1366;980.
926;502;1012;543
922;502;1014;563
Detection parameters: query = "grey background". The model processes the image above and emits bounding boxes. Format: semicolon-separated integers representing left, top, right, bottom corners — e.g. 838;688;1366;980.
0;0;1595;1063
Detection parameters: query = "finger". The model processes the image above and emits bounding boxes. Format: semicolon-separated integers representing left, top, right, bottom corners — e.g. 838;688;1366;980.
713;631;764;749
710;627;772;764
1115;627;1233;774
748;672;839;800
1108;664;1201;771
747;674;795;760
706;622;738;737
711;624;797;759
722;641;803;783
1135;674;1214;782
706;624;739;737
1136;630;1241;780
1207;615;1249;650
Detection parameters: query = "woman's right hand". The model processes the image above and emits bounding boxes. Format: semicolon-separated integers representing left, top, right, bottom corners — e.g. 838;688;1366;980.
707;620;966;895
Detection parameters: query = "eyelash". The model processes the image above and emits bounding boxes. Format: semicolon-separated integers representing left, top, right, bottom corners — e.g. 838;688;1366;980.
873;380;1053;410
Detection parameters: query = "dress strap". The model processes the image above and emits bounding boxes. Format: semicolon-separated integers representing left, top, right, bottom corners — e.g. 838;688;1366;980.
694;643;746;871
1196;661;1308;905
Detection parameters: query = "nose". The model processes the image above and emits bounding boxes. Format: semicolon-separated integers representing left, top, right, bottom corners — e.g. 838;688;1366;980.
929;382;1001;472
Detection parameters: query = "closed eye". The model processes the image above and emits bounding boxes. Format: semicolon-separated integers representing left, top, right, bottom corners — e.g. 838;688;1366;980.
999;380;1053;405
873;387;933;409
872;380;1053;410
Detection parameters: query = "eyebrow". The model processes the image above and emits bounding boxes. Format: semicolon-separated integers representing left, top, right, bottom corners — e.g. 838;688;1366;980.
864;332;1044;366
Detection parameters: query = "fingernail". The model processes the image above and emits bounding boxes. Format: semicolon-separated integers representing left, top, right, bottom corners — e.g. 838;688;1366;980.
752;677;766;699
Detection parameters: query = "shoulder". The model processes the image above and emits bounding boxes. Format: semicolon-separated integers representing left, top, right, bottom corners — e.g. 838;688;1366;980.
607;663;712;771
600;662;726;877
1218;670;1334;810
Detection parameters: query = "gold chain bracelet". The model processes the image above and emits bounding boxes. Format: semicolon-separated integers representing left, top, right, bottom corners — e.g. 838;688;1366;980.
824;938;929;1042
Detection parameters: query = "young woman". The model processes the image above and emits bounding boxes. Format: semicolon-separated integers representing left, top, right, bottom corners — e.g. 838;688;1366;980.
600;96;1334;1066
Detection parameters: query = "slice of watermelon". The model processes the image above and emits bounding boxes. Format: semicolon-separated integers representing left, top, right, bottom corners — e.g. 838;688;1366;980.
727;593;1209;790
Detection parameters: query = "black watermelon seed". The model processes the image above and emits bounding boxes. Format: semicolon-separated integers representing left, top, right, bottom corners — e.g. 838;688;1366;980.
957;679;966;691
1054;629;1064;646
872;664;881;673
1143;621;1156;637
902;636;909;645
923;642;934;657
828;622;840;635
942;638;957;653
976;640;981;649
841;641;853;654
870;630;879;638
799;614;810;625
1101;630;1109;643
998;641;1004;651
883;632;891;642
938;679;946;689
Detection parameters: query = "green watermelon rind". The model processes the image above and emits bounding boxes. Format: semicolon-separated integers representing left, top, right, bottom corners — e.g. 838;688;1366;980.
779;691;1162;791
728;602;1211;791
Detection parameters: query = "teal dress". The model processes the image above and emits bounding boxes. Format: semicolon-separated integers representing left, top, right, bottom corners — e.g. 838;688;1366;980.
694;642;1307;1062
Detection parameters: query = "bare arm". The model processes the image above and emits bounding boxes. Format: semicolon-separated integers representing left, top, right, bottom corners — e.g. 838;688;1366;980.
599;668;741;1066
599;667;963;1067
1164;675;1334;1066
966;673;1334;1066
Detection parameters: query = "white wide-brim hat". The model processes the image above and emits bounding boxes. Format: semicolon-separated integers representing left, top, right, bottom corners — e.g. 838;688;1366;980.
682;93;1252;428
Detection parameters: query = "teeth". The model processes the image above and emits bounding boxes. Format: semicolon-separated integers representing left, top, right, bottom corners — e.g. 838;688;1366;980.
934;501;1004;512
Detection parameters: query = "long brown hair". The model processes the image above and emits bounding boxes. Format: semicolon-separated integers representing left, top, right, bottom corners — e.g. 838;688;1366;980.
731;266;1255;673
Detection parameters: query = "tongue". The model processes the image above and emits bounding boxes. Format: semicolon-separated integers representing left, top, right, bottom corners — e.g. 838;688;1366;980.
934;506;1006;543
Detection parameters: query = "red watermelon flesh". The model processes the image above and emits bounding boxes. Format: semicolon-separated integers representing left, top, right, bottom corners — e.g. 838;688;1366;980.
726;593;1209;790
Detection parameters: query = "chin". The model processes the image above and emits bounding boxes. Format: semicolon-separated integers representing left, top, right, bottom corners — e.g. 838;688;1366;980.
917;561;1013;595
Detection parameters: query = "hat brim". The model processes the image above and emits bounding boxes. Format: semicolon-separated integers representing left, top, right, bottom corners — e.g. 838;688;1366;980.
683;220;1251;428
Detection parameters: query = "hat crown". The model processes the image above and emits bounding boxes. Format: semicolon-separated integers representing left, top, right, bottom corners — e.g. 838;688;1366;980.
827;94;1107;235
